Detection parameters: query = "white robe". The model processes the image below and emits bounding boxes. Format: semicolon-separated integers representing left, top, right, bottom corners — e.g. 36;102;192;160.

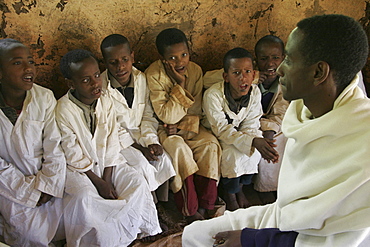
0;84;65;247
202;82;262;178
183;75;370;247
56;91;161;247
101;68;175;192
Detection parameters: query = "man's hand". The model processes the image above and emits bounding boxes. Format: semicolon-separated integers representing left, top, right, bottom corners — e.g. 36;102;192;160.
212;230;242;247
162;60;186;87
37;192;53;206
164;123;179;136
253;137;279;163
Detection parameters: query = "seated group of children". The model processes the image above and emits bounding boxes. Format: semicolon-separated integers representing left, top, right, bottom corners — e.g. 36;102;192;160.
0;28;289;247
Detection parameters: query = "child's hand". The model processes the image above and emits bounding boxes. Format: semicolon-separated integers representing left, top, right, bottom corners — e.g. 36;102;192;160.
37;192;53;206
164;123;179;136
252;137;279;163
148;144;163;156
212;230;242;247
258;72;268;85
162;60;186;87
95;178;118;200
263;130;275;140
140;146;159;161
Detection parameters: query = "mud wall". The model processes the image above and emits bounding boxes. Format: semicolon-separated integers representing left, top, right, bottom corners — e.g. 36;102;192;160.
0;0;368;98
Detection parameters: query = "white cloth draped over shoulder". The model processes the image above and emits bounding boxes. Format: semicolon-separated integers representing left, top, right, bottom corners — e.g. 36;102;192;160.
101;68;175;192
183;75;370;247
56;91;161;247
0;84;65;246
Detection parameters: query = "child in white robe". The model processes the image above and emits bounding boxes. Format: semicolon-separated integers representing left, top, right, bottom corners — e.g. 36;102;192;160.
56;49;161;246
0;39;65;246
100;34;175;200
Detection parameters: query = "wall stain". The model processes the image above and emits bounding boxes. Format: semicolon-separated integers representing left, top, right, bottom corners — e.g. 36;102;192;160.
30;35;45;58
304;0;325;17
12;0;37;15
212;17;217;27
0;1;10;38
56;0;68;12
249;4;274;39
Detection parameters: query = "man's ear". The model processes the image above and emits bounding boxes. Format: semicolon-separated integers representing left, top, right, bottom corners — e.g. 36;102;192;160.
313;61;330;86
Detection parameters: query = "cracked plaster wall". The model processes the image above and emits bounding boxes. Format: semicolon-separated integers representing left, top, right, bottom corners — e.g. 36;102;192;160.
0;0;368;98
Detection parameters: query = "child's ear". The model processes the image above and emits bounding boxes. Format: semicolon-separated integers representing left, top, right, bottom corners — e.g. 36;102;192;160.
131;50;135;63
65;78;74;89
222;71;229;83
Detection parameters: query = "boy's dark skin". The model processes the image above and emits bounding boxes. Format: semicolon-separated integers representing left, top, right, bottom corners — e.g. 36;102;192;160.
255;41;285;140
66;56;117;200
0;43;53;206
160;41;190;137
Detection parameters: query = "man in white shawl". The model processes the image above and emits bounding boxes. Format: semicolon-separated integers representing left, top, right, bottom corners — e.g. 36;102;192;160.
183;14;370;247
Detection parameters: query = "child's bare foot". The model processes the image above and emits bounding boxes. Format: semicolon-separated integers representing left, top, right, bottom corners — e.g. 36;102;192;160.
236;189;250;208
223;192;239;211
197;207;210;219
185;211;204;225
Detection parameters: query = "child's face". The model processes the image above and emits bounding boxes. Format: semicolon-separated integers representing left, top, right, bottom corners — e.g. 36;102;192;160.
256;42;284;84
0;45;36;92
223;57;255;99
161;42;189;76
103;43;134;87
69;56;102;105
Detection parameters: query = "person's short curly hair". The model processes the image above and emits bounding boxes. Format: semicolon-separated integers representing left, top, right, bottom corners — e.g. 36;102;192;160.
297;14;368;88
155;28;188;56
100;34;131;58
254;35;284;57
0;39;25;67
60;49;97;79
223;47;254;72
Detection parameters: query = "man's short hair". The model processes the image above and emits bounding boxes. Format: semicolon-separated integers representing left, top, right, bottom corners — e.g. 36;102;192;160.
254;35;285;57
223;47;254;72
297;14;368;88
100;34;131;58
155;28;188;56
60;49;97;79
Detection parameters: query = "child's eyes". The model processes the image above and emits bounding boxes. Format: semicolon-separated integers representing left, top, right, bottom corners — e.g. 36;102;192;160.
29;60;35;64
233;71;241;75
13;61;21;65
182;53;188;57
169;56;176;60
82;78;90;83
95;73;100;78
